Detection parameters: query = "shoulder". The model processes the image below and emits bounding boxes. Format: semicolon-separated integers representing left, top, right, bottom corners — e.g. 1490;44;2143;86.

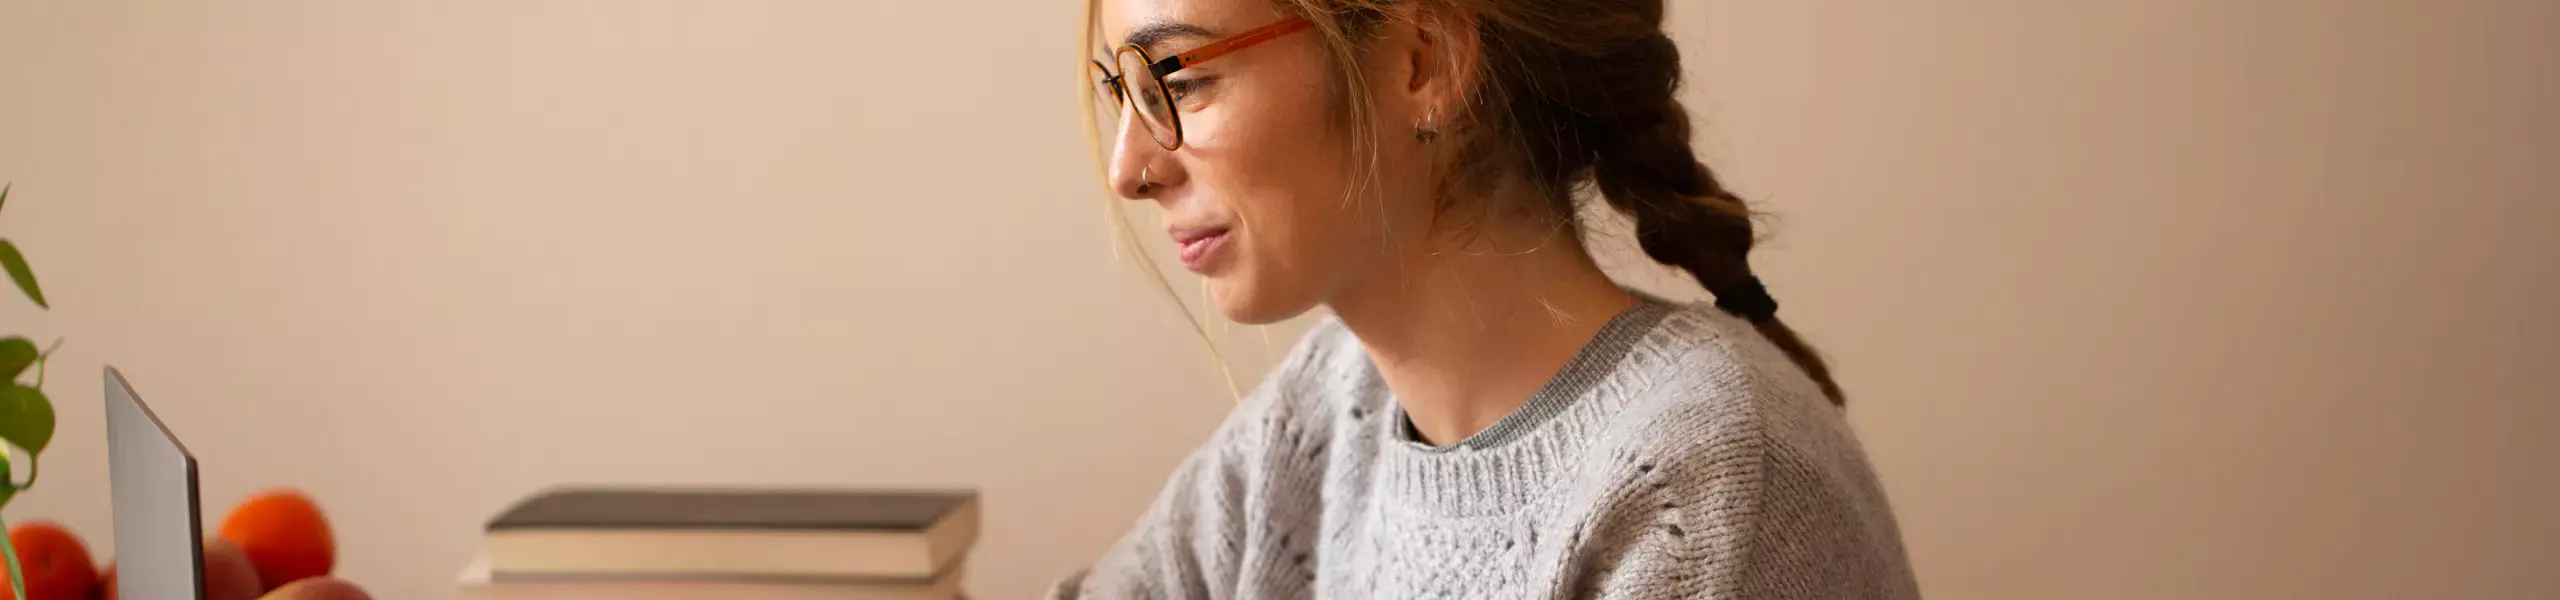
1595;302;1891;511
1564;302;1918;597
1577;299;1898;542
1600;301;1847;463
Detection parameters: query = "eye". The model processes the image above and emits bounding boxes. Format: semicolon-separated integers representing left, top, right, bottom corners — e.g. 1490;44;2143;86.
1164;76;1218;108
1096;78;1123;103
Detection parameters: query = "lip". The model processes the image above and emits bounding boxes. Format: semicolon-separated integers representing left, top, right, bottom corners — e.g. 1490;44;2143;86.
1168;226;1232;272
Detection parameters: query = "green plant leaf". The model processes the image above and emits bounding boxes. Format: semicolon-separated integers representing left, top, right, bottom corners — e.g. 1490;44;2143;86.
0;457;13;508
0;240;41;309
0;182;11;215
0;385;52;456
0;339;32;382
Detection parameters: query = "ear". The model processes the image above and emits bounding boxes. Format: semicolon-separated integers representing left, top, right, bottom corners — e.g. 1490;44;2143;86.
1392;7;1482;122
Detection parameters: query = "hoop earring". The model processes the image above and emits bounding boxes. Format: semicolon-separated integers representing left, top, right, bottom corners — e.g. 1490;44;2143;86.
1414;105;1441;143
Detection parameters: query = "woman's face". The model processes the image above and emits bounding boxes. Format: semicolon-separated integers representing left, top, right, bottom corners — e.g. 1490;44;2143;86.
1094;0;1432;325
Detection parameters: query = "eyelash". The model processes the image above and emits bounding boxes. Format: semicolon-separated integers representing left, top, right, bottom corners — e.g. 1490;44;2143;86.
1165;77;1216;104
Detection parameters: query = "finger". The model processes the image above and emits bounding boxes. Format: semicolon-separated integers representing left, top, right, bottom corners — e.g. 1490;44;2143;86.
204;537;268;600
262;577;373;600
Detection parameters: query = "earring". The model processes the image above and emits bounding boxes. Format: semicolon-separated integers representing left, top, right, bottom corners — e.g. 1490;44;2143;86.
1414;105;1441;143
1140;166;1154;189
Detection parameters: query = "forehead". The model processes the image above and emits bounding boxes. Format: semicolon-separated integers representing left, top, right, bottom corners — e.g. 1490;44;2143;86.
1095;0;1285;50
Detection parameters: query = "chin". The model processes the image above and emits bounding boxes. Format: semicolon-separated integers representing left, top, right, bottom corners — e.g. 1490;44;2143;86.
1208;272;1321;325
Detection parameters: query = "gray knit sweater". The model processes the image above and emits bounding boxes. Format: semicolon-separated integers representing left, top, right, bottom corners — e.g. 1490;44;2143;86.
1051;297;1920;599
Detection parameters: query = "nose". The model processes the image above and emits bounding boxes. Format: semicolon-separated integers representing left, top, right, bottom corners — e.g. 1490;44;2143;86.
1106;109;1175;201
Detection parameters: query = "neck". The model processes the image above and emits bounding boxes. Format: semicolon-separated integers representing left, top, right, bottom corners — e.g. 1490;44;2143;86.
1328;226;1636;446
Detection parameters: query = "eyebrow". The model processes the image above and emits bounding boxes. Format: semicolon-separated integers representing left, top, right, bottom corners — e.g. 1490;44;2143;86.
1123;21;1218;53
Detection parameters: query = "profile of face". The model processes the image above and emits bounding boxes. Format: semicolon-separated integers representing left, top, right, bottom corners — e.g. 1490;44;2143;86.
1090;0;1441;325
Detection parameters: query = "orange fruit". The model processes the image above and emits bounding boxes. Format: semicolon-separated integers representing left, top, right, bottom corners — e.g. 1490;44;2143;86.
215;488;336;591
0;520;98;600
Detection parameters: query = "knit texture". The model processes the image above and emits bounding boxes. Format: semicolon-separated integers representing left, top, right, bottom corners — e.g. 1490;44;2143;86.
1050;296;1920;599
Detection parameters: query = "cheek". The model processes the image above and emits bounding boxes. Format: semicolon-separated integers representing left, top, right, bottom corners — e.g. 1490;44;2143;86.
1195;92;1366;254
1236;134;1369;273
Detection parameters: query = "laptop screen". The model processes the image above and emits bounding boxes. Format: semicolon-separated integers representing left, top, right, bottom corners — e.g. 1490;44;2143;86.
104;366;207;599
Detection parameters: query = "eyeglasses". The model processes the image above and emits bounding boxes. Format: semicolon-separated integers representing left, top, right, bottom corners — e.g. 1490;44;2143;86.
1090;17;1314;150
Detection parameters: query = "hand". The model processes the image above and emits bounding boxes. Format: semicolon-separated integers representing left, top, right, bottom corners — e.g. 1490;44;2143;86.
98;538;371;600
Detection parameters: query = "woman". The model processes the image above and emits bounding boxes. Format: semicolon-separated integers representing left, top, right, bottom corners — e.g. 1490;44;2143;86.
1060;0;1919;598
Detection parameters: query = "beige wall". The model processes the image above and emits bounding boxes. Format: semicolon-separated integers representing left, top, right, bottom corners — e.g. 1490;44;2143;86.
2;1;2554;598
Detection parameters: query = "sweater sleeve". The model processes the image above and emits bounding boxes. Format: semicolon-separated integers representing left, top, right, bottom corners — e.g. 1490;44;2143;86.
1571;402;1920;599
1048;408;1266;600
1049;321;1348;600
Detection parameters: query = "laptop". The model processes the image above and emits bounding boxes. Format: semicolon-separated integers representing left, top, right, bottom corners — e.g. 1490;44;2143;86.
104;366;208;599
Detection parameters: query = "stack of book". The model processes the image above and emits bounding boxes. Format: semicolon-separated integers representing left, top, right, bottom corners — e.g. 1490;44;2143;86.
456;486;979;600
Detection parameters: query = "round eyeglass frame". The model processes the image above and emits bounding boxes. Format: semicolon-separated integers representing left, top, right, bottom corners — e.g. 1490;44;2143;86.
1089;16;1314;151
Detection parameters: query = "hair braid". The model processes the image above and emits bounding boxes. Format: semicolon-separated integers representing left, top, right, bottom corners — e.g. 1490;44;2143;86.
1578;34;1847;406
1452;12;1847;406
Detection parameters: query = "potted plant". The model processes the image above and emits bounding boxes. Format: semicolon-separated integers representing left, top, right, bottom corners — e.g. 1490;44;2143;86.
0;182;69;600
